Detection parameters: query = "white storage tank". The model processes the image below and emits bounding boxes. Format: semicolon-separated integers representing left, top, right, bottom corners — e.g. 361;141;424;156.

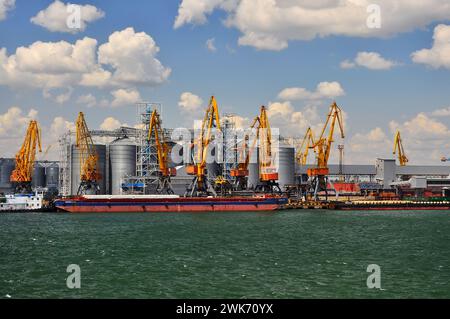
109;138;137;195
276;146;296;190
247;147;259;189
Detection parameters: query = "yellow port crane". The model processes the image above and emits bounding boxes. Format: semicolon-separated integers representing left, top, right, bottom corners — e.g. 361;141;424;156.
307;102;345;200
185;96;221;197
230;112;262;189
148;109;176;194
10;120;42;192
296;127;315;166
256;106;280;192
230;106;280;192
393;130;408;166
75;112;101;195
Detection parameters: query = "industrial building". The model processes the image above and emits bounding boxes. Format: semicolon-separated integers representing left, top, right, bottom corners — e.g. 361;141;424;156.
297;159;450;189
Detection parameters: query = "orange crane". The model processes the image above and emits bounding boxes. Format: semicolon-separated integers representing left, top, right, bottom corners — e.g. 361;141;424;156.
393;130;408;166
185;96;221;197
148;109;176;194
296;127;315;166
230;106;280;192
10;120;42;192
307;102;345;200
258;105;279;186
75;112;101;195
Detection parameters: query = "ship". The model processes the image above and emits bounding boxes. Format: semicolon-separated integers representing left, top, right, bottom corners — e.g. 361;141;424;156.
54;194;288;213
0;191;44;212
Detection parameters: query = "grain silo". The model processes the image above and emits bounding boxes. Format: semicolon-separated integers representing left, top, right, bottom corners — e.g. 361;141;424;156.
206;144;222;181
247;147;259;189
32;164;46;188
45;163;59;190
109;138;137;195
0;158;15;193
71;144;107;195
276;146;296;190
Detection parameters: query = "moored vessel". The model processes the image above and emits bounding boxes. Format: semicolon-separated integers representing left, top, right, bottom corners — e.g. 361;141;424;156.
54;194;288;213
0;191;44;212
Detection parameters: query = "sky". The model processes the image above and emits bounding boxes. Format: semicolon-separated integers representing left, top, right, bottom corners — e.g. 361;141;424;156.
1;0;450;164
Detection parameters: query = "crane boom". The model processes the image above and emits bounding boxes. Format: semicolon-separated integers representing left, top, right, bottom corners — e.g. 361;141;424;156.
232;116;260;175
148;109;175;194
296;127;315;166
185;96;221;196
258;106;278;182
230;106;279;192
76;112;101;194
308;102;345;175
307;102;345;201
10;120;42;192
393;130;408;166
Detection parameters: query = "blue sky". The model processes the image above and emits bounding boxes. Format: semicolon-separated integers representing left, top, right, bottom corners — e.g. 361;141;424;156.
1;0;450;163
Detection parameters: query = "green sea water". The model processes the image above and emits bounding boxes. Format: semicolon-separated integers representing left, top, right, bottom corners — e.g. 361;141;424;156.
1;210;449;299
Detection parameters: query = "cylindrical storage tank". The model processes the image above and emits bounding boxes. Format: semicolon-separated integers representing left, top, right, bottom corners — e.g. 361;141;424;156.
109;138;137;195
32;164;46;188
71;144;107;195
205;144;222;181
207;163;222;181
45;164;59;189
276;146;296;190
0;158;15;191
247;147;259;189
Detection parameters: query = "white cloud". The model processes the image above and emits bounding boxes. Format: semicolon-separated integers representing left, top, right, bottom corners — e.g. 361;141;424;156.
0;107;40;158
431;106;450;117
30;0;104;33
97;27;171;87
100;117;122;130
0;107;37;138
0;37;97;90
43;87;74;104
0;0;14;21
341;51;399;70
347;112;450;164
174;0;237;29
50;116;75;135
206;38;217;52
0;106;137;160
389;113;450;140
178;92;204;111
76;93;97;108
175;0;450;51
266;101;322;137
412;24;450;69
347;127;392;164
340;59;356;69
110;88;141;108
0;28;171;95
278;81;345;101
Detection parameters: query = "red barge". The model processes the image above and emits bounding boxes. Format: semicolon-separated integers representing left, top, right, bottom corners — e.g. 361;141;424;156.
54;195;288;213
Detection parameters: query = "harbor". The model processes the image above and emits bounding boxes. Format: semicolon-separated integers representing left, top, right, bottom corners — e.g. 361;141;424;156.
2;98;450;213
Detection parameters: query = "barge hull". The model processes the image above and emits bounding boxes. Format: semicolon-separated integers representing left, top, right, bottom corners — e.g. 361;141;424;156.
55;196;287;213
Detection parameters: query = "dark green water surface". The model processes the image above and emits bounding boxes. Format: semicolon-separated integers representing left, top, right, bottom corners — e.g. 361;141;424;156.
1;210;449;298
